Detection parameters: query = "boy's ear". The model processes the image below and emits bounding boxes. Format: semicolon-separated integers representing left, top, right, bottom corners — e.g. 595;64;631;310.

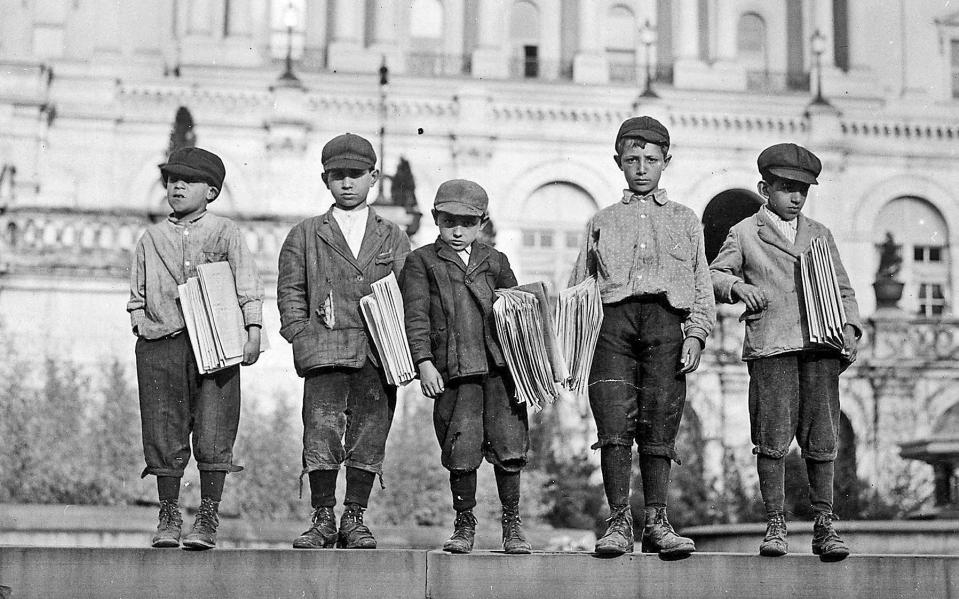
756;180;769;200
430;208;439;223
613;154;623;170
321;172;330;189
663;153;672;168
369;168;379;185
206;186;219;200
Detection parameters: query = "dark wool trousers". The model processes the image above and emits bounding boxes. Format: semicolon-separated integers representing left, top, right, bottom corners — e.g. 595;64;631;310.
135;334;241;478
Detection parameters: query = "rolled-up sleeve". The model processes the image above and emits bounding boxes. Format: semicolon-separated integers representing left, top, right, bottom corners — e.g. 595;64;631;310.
684;219;715;342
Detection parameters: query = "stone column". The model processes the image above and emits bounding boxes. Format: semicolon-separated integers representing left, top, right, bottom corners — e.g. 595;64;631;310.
471;0;508;79
302;0;328;69
573;0;609;84
705;0;747;90
327;0;376;72
369;0;403;73
672;0;712;89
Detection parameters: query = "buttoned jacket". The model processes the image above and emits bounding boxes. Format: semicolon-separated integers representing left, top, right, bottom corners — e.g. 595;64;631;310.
277;207;410;376
710;210;861;360
400;239;517;382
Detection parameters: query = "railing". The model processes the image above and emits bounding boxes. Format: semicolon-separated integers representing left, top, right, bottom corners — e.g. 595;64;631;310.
405;53;472;77
745;70;810;93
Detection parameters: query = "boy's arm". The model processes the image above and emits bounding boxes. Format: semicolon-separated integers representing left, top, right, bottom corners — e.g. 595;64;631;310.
825;229;862;338
398;250;433;367
498;252;519;288
127;237;147;336
684;220;715;344
567;220;595;287
709;228;746;303
391;230;412;278
277;224;311;342
226;221;264;331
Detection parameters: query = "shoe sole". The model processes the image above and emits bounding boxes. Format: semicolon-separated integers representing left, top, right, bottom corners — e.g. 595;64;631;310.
642;542;695;556
504;547;532;554
337;540;376;549
595;544;633;555
151;539;180;549
292;540;336;549
181;540;215;550
759;547;788;557
813;548;850;562
443;545;472;554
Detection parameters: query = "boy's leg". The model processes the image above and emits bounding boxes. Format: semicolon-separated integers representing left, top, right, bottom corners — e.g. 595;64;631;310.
482;370;532;553
434;380;484;554
135;336;192;548
797;353;848;561
588;301;641;555
184;363;240;550
748;354;801;557
339;362;396;549
634;299;694;557
294;369;350;548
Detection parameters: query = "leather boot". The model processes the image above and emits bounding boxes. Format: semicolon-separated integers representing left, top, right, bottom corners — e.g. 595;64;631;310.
759;512;788;557
501;504;532;554
338;503;376;549
641;507;695;556
292;506;337;549
594;504;633;555
151;499;182;548
812;512;849;561
182;498;219;550
443;509;477;554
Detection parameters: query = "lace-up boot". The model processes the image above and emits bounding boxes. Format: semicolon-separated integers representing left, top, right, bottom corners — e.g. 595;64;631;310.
812;512;849;561
292;506;337;549
594;504;634;555
443;509;477;554
151;500;182;548
182;498;219;550
338;503;376;549
501;504;531;554
759;512;788;556
641;507;695;556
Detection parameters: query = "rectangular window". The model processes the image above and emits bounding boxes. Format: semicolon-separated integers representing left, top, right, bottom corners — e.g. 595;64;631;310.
524;45;539;78
522;231;536;247
952;40;959;98
914;245;945;263
565;231;581;249
918;282;947;318
539;230;553;248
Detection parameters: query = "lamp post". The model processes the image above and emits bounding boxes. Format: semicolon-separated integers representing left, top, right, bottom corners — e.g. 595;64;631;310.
639;20;658;98
278;2;300;85
376;56;389;203
810;28;830;106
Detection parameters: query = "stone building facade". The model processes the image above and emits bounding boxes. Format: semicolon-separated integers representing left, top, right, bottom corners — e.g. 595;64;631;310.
2;0;959;513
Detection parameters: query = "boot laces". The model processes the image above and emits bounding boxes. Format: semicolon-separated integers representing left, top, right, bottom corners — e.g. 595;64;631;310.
195;499;218;531
766;514;786;537
158;500;181;527
605;505;632;536
344;505;366;525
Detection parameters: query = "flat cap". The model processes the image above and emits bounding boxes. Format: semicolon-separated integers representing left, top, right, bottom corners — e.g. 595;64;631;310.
615;116;670;150
159;147;226;194
322;133;377;171
757;143;822;185
433;179;488;217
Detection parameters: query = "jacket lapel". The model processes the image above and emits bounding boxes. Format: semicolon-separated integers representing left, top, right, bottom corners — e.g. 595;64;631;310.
355;209;388;269
316;209;362;272
792;215;815;253
756;210;802;258
435;239;467;272
466;243;491;276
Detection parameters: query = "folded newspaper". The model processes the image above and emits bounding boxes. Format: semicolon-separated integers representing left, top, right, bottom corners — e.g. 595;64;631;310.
799;237;848;354
554;277;604;400
178;261;266;374
360;272;416;386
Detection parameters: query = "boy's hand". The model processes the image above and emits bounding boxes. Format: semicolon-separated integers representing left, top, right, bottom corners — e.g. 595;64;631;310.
679;337;703;374
842;324;859;364
731;281;768;313
418;361;445;398
242;326;261;365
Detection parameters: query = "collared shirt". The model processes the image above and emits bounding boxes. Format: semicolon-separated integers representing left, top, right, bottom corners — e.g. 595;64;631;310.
457;246;471;266
761;205;798;243
331;204;369;259
569;188;715;341
127;211;264;340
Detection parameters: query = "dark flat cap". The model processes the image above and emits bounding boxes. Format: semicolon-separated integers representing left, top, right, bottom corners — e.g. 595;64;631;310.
758;143;822;185
159;147;226;194
434;179;488;217
322;133;377;171
616;116;670;150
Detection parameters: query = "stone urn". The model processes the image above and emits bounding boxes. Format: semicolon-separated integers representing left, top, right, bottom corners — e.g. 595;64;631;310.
873;279;905;309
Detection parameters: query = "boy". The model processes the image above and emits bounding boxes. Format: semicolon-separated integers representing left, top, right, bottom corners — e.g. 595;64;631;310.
278;133;410;550
710;143;860;561
400;179;531;555
128;146;263;550
569;116;715;557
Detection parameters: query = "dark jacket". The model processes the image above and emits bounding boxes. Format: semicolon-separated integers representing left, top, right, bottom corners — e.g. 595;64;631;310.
400;238;517;382
277;207;410;376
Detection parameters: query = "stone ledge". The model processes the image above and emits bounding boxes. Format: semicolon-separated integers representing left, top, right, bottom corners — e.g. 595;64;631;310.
2;547;959;599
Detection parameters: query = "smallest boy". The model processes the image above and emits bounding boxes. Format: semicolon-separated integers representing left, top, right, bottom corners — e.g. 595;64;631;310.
710;143;860;561
400;179;531;555
128;146;263;550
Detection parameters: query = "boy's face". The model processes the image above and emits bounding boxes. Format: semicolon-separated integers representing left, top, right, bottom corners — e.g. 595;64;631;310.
322;167;377;210
166;175;216;219
759;178;809;221
616;140;670;195
433;210;485;251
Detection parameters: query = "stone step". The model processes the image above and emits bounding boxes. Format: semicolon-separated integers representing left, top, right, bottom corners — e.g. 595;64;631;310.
2;546;958;599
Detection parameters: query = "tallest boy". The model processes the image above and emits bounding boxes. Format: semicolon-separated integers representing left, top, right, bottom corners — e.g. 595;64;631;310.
570;116;714;557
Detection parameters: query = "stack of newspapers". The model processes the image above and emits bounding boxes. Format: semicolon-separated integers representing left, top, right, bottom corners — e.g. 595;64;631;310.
799;237;848;353
178;261;263;374
554;277;604;399
360;272;415;386
493;278;603;411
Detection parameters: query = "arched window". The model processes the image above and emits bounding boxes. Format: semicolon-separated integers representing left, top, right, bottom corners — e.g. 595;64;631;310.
737;12;767;70
519;182;597;295
875;197;951;318
509;0;541;78
605;5;637;82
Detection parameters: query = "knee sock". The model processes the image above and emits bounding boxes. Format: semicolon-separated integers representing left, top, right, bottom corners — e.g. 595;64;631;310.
309;469;338;508
344;467;375;508
199;471;226;502
639;454;670;508
494;467;521;507
806;459;835;514
450;470;478;512
601;445;632;508
757;455;786;517
157;476;180;502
